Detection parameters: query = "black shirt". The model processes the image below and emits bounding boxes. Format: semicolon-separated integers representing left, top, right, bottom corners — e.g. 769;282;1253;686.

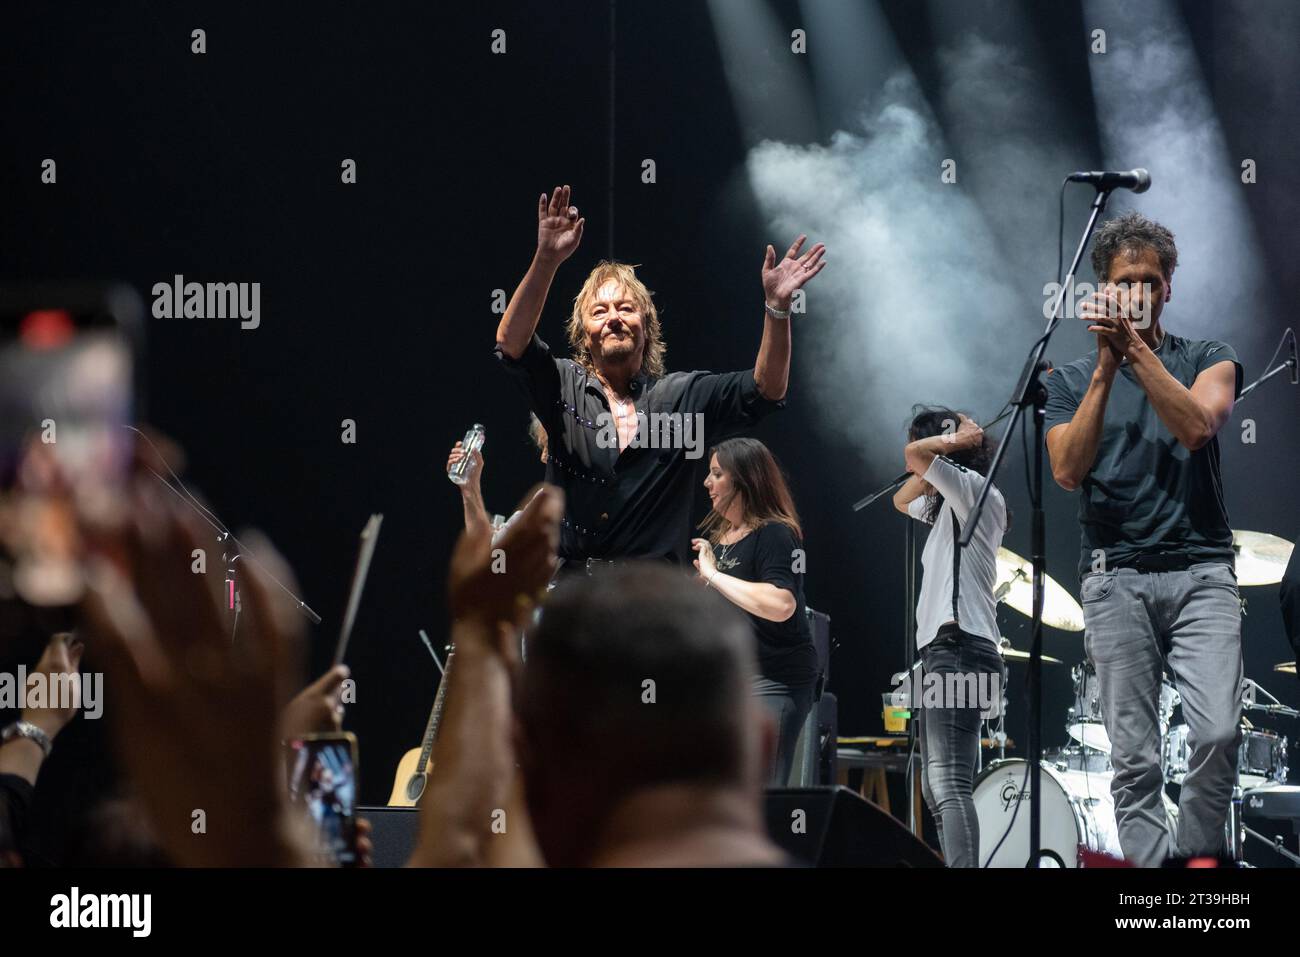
1044;334;1242;579
496;333;785;562
0;772;33;859
713;522;818;685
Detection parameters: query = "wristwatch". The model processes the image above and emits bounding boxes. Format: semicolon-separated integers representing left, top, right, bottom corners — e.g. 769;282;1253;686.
1;720;52;758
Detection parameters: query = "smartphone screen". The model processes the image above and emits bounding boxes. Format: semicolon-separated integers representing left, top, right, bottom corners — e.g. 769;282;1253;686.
287;733;359;867
0;284;140;642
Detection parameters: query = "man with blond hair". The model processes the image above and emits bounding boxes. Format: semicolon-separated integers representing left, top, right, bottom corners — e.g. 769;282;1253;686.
495;184;825;568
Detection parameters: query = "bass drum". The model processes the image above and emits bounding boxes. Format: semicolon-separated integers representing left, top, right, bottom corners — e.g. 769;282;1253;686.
972;759;1177;867
973;759;1119;867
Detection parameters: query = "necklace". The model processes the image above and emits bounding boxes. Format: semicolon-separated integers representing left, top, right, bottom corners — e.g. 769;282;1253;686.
715;526;750;570
602;382;633;418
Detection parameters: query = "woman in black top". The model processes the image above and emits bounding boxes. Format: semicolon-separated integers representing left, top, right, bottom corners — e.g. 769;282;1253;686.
691;438;818;784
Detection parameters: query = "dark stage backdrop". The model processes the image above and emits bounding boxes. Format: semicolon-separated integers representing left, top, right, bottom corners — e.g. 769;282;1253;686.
3;1;1296;816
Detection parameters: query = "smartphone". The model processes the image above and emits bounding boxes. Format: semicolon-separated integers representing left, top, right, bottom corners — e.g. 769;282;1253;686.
0;284;142;653
287;732;360;867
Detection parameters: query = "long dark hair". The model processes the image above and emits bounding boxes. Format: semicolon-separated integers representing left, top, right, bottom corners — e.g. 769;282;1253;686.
907;405;1004;527
698;437;802;545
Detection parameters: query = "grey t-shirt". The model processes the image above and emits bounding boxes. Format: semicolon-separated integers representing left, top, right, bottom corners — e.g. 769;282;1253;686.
1044;334;1242;579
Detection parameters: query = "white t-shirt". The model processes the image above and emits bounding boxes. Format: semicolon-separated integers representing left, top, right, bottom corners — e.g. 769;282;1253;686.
906;456;1006;650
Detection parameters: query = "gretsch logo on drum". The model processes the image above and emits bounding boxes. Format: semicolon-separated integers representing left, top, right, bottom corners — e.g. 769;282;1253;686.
999;780;1030;813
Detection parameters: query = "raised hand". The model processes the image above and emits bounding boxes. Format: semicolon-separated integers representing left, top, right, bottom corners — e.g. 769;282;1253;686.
22;632;86;739
447;483;563;629
952;413;984;450
536;185;584;266
1080;289;1139;366
691;538;718;580
281;665;351;739
79;488;313;867
446;441;484;495
762;235;827;310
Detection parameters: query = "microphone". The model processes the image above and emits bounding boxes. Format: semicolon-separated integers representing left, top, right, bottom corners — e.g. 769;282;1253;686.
1287;328;1298;385
1067;168;1151;193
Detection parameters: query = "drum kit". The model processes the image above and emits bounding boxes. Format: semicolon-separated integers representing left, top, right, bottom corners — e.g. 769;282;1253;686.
970;531;1298;867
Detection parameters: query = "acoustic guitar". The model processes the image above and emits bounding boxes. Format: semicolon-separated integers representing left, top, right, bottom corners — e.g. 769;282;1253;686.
387;644;455;806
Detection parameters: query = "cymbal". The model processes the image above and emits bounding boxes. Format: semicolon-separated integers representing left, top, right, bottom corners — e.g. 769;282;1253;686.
1232;530;1295;586
997;641;1062;665
994;547;1085;632
1276;661;1296;675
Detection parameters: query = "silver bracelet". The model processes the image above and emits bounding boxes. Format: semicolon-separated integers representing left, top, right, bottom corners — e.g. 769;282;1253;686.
764;301;791;320
1;720;52;758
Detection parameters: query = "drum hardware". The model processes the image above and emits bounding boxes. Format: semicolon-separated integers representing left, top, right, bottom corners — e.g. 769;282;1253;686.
1239;786;1300;867
1241;678;1300;720
1164;676;1294;865
1242;823;1300;867
997;637;1062;664
993;547;1084;632
1066;659;1180;755
1045;745;1111;775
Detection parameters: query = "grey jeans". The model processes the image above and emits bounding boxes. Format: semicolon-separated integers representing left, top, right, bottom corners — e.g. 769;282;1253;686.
918;629;1006;868
1081;562;1243;867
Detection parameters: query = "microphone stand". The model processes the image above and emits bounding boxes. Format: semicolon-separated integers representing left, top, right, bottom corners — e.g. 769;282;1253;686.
904;517;918;835
958;184;1117;867
852;476;910;512
125;427;323;633
851;408;1015;512
1237;328;1297;401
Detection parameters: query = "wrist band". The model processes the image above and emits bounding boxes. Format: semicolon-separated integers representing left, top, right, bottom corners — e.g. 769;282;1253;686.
764;302;791;320
1;720;52;758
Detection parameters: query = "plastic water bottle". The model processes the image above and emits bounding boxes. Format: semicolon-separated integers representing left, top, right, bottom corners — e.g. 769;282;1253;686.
448;424;485;486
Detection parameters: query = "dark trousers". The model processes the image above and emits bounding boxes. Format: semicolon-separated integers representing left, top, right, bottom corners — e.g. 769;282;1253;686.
917;629;1005;867
753;674;816;785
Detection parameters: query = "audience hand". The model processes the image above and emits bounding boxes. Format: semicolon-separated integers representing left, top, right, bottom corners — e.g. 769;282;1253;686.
448;483;563;630
281;665;350;738
22;632;85;740
79;486;312;867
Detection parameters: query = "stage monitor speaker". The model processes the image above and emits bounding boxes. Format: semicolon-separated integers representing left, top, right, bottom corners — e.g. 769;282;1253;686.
764;786;942;867
371;785;943;868
359;806;420;868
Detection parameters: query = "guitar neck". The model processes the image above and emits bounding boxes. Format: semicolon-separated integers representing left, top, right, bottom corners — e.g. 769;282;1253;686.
416;646;455;773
